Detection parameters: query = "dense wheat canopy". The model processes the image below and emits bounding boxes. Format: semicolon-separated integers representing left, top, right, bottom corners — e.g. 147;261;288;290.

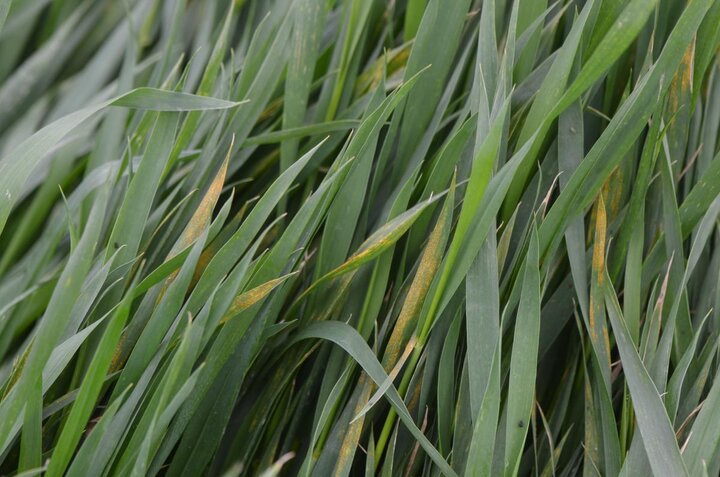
0;0;719;475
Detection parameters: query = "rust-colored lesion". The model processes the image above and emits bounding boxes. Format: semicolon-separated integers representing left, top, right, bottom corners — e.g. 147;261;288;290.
382;195;448;369
220;273;297;324
591;194;607;288
177;136;234;254
111;140;233;372
354;43;412;96
331;180;453;474
668;37;695;113
333;381;370;477
159;136;234;298
602;166;624;224
589;193;609;359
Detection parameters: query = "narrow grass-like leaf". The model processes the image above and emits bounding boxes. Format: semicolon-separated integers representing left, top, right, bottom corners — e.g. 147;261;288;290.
504;226;541;476
294;321;457;477
603;273;689;477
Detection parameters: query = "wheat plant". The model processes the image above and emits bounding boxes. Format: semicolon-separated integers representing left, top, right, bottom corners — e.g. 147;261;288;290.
0;0;720;475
